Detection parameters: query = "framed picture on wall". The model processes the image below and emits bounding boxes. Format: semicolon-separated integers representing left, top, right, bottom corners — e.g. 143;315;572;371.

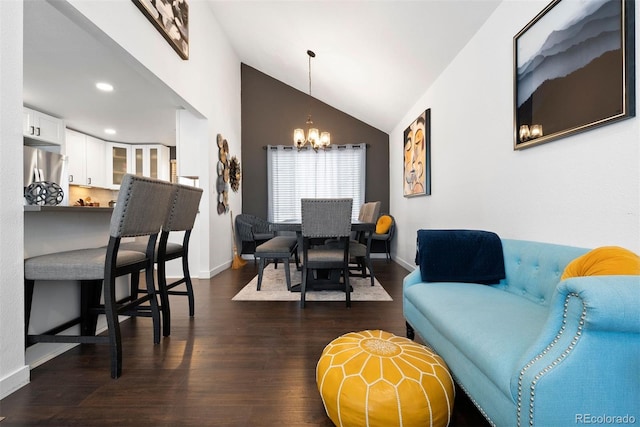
132;0;189;60
514;0;635;150
403;109;431;197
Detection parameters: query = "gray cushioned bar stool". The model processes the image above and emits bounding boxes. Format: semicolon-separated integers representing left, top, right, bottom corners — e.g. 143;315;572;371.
123;183;203;337
24;174;174;378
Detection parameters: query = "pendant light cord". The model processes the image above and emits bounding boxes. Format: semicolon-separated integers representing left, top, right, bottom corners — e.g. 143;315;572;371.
307;50;315;122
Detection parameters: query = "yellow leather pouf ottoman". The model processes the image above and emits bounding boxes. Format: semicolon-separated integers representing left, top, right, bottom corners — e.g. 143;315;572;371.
316;330;454;427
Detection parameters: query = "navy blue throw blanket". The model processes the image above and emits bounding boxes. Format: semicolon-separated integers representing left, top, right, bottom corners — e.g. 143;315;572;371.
415;229;506;284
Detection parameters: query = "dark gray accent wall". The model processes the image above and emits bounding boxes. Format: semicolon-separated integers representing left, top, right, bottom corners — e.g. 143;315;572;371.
240;63;390;218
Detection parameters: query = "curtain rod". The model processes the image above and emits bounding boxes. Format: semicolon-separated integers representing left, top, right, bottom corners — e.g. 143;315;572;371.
262;143;370;150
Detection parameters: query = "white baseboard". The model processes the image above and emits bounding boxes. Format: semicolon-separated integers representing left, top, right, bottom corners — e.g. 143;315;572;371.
395;256;416;272
0;365;30;400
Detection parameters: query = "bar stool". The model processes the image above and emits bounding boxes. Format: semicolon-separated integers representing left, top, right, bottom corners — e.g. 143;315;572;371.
123;183;203;337
24;174;174;378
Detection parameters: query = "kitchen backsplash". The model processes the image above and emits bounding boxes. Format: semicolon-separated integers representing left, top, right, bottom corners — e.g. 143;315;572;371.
68;185;118;207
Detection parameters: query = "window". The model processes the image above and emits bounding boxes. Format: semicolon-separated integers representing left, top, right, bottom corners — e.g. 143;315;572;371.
267;144;366;222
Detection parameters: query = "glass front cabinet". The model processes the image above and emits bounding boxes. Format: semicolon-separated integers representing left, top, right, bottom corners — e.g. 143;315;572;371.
132;145;170;181
106;143;170;189
108;142;131;189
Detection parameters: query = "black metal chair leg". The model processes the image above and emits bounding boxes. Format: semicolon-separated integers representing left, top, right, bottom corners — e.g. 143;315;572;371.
284;258;292;291
144;265;161;343
300;266;308;308
344;267;351;308
24;279;35;346
257;257;266;291
80;280;102;336
103;268;122;379
130;271;140;301
182;251;195;317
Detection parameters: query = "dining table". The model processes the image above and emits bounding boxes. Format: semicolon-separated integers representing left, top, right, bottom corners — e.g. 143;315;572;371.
270;219;376;292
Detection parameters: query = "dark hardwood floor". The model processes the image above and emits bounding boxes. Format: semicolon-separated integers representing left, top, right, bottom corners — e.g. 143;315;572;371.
1;260;489;426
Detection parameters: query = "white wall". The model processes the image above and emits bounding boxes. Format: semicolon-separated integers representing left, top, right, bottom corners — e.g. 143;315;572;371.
0;0;241;398
0;0;30;399
391;0;640;270
65;0;242;276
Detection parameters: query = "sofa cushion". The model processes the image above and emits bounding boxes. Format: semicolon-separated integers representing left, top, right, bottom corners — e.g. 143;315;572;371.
561;246;640;280
404;281;547;397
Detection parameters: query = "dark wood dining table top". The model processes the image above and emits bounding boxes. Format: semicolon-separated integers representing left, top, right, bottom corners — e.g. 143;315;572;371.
271;219;375;232
270;219;375;293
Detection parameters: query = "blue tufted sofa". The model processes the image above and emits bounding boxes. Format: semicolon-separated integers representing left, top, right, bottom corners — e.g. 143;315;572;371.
403;238;640;427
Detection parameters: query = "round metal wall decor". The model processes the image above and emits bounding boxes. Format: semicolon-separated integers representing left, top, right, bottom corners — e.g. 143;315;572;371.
24;181;64;206
216;134;230;214
229;156;241;192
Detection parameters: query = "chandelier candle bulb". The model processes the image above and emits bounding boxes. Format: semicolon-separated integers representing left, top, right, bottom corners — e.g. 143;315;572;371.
320;132;330;147
294;128;305;146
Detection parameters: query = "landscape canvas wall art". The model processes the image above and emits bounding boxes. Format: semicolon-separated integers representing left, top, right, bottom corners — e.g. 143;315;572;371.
514;0;635;149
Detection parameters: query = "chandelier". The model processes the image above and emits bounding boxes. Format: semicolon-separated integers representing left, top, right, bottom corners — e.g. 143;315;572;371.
293;50;330;151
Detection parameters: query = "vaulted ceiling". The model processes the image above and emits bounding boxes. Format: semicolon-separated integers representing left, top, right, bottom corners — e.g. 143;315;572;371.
23;1;501;145
208;1;502;133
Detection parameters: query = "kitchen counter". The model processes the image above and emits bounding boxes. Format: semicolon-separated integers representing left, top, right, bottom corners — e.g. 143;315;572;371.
24;205;114;212
24;203;121;368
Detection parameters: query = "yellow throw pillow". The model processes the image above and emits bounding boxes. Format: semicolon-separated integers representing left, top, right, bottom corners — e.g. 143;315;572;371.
561;246;640;280
375;215;392;234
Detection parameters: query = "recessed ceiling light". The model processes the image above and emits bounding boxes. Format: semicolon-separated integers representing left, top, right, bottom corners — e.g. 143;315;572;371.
104;128;117;135
96;82;114;92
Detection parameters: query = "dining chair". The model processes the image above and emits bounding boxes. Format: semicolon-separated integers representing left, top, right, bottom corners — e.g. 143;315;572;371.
300;198;353;308
24;174;174;378
123;182;203;337
372;214;395;262
351;201;380;283
327;201;380;285
235;214;275;263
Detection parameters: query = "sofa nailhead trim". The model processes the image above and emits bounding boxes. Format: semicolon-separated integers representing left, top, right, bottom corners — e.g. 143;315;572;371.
516;292;586;427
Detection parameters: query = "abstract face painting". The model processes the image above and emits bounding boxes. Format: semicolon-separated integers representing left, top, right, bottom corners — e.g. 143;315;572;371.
403;109;431;197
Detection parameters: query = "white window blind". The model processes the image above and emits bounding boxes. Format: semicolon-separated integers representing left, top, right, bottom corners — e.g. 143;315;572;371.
267;144;366;222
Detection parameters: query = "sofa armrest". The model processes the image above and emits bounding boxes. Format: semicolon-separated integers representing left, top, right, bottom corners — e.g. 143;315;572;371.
559;275;640;332
402;268;422;291
511;275;640;426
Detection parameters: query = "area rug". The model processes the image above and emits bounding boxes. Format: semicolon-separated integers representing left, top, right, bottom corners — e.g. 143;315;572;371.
232;265;393;302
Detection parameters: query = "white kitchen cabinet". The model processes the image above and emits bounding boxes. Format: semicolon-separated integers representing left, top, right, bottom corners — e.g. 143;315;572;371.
132;145;170;181
85;135;107;187
107;142;132;188
66;133;168;190
64;129;107;187
65;129;86;185
23;107;65;145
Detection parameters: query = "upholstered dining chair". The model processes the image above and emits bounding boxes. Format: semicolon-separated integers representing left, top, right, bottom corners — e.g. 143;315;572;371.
300;198;353;308
371;214;395;262
235;214;275;263
24;174;174;378
122;182;203;337
327;201;380;285
351;201;380;283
